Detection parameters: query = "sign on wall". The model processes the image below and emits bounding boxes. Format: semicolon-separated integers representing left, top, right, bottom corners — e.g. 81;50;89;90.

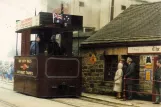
144;69;152;81
145;56;152;69
128;46;161;54
89;53;97;64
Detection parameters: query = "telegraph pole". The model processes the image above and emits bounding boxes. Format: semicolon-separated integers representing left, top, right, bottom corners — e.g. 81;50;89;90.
61;2;64;14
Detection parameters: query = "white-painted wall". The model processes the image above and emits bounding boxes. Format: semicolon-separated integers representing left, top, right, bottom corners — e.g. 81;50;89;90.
70;0;101;30
100;0;111;28
40;0;148;30
114;0;142;18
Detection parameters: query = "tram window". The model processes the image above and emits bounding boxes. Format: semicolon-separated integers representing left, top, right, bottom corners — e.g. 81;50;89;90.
30;34;37;41
16;33;21;56
30;34;39;55
55;34;61;47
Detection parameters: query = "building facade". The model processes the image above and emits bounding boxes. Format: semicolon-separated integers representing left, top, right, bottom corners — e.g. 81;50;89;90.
81;2;161;99
40;0;148;30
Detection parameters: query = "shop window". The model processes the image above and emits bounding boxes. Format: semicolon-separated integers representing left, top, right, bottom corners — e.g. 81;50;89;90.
104;55;118;81
79;1;85;7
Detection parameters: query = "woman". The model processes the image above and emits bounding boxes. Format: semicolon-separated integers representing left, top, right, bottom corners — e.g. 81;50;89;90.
113;62;123;99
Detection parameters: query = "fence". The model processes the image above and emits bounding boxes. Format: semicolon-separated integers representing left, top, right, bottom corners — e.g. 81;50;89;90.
123;76;160;101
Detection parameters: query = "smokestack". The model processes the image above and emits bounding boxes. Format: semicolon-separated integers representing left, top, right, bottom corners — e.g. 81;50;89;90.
110;0;114;21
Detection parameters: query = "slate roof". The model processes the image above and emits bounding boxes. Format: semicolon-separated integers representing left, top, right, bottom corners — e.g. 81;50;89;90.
82;2;161;45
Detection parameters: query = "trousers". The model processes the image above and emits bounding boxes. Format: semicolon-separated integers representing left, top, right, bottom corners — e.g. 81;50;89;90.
155;86;161;103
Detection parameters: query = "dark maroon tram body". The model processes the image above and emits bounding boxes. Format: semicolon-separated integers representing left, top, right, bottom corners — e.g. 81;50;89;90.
14;56;82;97
14;12;83;97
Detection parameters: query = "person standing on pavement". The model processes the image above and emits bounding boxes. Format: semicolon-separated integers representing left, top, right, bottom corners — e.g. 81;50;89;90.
120;58;127;98
153;59;161;104
113;62;123;99
125;57;136;100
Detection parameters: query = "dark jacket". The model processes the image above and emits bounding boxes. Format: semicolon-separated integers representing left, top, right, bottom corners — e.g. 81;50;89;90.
122;63;127;90
154;67;161;88
125;62;136;85
122;63;128;77
48;41;61;55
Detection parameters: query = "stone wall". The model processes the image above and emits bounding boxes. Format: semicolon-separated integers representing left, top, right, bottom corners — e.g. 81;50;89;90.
81;50;157;96
81;49;115;94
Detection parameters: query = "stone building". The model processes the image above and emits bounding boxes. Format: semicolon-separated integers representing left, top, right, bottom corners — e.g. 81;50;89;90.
80;2;161;98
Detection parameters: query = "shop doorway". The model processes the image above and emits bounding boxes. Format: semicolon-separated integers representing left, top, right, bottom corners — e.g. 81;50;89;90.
122;55;140;78
122;55;140;95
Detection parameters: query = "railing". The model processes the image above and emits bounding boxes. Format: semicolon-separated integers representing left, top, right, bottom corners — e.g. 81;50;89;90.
123;76;159;101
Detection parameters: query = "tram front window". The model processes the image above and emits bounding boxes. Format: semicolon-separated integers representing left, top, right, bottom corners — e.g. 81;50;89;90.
30;35;40;55
30;32;64;56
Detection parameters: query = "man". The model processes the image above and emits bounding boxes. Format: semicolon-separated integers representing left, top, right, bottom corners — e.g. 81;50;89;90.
153;59;161;104
125;57;136;100
30;36;40;55
120;58;127;98
7;63;14;82
48;35;61;55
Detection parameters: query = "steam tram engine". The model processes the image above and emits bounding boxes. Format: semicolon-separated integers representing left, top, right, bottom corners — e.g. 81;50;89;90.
14;12;83;97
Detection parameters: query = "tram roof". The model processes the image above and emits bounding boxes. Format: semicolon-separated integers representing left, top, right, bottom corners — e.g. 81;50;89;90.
16;24;82;33
16;12;83;33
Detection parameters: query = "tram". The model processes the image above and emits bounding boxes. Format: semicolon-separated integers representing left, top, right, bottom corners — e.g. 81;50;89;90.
14;12;83;97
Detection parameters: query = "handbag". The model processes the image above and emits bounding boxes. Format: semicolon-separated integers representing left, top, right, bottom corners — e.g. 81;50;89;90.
114;76;122;84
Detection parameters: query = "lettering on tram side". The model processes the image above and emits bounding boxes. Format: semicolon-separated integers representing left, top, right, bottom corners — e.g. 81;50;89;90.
18;59;32;63
15;58;36;76
25;71;33;75
16;70;34;76
17;70;25;75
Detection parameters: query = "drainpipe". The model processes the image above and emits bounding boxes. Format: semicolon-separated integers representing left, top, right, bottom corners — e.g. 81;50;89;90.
110;0;114;21
61;2;64;14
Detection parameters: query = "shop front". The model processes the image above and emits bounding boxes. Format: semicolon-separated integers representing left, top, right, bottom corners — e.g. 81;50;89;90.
80;2;161;100
81;45;161;100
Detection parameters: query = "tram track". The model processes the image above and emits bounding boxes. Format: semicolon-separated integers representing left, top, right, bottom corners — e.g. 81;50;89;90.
50;96;135;107
0;84;134;107
0;99;19;107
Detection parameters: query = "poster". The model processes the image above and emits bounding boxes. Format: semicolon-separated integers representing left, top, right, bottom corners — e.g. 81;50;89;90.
144;69;152;81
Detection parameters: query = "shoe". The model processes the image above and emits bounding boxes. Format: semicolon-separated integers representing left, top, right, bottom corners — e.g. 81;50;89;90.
127;97;132;100
117;96;121;99
153;102;160;104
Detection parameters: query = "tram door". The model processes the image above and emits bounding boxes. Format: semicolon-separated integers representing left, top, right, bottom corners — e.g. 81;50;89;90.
104;55;118;81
